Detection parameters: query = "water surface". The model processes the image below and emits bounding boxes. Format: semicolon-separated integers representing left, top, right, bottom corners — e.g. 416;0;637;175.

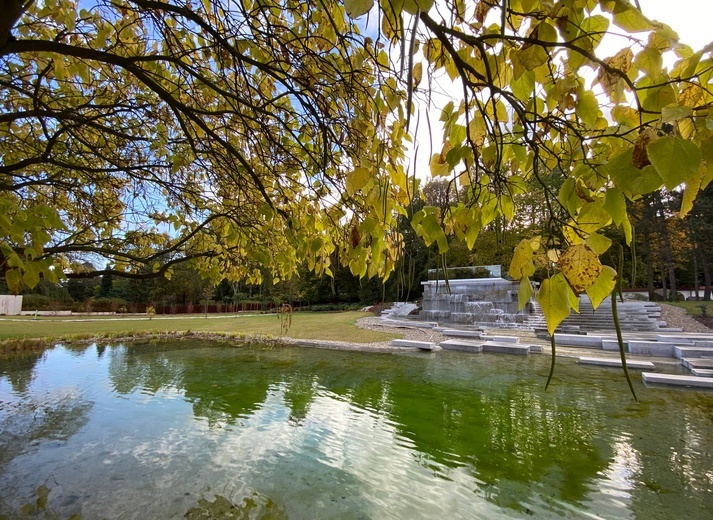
1;342;712;519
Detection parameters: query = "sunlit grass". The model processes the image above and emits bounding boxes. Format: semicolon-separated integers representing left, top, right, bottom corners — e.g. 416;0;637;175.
0;311;398;345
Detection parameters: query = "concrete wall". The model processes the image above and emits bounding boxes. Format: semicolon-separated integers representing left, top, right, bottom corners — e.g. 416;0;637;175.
0;295;23;315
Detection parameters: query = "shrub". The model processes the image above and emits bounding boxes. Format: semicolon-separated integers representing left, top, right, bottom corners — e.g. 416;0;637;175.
21;294;53;310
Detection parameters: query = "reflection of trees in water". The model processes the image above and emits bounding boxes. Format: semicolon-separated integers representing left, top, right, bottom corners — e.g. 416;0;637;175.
0;392;93;470
627;393;713;518
282;374;317;425
99;343;713;515
107;344;188;394
0;351;45;394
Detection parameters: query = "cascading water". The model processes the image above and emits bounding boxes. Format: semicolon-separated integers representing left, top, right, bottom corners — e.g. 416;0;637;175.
420;275;532;328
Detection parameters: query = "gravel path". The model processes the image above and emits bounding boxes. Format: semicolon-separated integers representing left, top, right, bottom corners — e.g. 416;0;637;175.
658;304;712;333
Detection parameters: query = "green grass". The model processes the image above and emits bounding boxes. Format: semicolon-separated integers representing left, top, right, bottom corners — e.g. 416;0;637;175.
662;300;713;316
0;311;399;344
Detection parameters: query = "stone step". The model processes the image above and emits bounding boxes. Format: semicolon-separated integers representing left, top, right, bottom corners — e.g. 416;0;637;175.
691;368;713;377
626;341;675;357
578;356;655;369
439;339;483;353
482;342;531;355
480;334;520;344
381;318;437;328
642;372;713;388
441;329;483;339
681;358;713;370
390;339;435;350
602;339;626;351
674;346;713;359
553;334;604;348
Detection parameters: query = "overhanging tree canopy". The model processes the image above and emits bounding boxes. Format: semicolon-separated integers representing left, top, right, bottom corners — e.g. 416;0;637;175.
1;0;712;333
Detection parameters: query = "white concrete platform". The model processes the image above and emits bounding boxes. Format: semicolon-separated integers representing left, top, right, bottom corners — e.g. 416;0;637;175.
482;342;530;355
681;358;713;370
481;335;520;344
674;346;713;359
691;368;713;377
442;329;483;338
553;334;603;348
627;341;675;357
390;339;435;350
529;345;543;353
642;372;713;388
439;339;483;353
602;339;626;351
578;357;655;370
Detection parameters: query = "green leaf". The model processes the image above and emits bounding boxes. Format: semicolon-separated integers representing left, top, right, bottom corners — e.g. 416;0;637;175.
344;0;374;19
585;266;617;310
606;149;662;198
647;136;702;190
537;273;572;335
465;221;480;250
661;104;692;123
634;47;663;78
403;0;435;15
612;5;653;33
585;232;612;255
5;269;22;293
576;200;611;233
575;90;600;127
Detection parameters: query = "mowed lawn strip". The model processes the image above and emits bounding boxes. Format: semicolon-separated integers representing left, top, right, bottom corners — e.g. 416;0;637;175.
0;311;399;343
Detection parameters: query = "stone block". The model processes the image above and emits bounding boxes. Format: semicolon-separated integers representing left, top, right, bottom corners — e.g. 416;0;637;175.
691;368;713;377
674;346;713;359
482;342;530;355
602;339;626;351
627;341;674;357
681;358;713;370
642;372;713;389
578;356;655;370
480;335;520;344
439;339;483;353
442;329;483;338
390;339;435;350
553;334;604;348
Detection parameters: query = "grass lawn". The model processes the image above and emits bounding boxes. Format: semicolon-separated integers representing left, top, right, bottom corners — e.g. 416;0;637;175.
0;311;399;344
663;300;713;316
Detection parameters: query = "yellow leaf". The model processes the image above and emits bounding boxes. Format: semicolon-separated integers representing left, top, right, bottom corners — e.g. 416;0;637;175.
518;276;535;311
346;167;371;195
509;238;537;280
413;62;423;88
558;243;603;295
537;274;572;335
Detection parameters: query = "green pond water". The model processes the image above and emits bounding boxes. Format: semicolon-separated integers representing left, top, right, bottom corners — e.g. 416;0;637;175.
1;342;712;519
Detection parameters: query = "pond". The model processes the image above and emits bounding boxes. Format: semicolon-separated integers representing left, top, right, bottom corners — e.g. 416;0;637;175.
1;342;712;519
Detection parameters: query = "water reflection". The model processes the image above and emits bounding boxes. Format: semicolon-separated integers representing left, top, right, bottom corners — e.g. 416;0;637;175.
1;342;712;519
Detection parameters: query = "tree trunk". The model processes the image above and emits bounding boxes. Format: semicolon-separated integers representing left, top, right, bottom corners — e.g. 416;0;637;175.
653;197;678;300
700;239;712;300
